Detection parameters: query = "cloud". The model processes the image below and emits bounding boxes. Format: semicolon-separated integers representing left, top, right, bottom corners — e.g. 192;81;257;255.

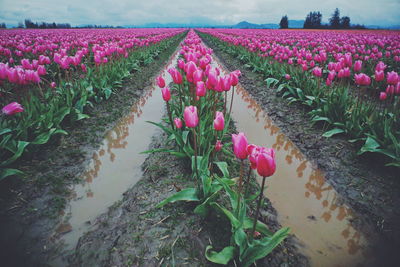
0;0;399;27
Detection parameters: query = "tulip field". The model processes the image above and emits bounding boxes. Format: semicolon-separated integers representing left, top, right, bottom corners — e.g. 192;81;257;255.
0;28;185;180
1;26;399;267
198;29;400;167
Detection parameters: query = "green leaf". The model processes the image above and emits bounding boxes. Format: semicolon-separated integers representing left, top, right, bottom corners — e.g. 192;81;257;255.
0;168;24;180
205;246;235;265
265;78;279;88
194;190;221;217
156;188;199;208
322;128;345;138
104;88;112;100
0;128;12;136
357;136;380;155
211;202;240;228
1;141;29;167
243;217;273;237
241;227;290;267
215;162;229;178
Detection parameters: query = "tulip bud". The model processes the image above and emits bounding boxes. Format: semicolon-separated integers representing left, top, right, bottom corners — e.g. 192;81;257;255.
156;76;165;88
174;118;183;129
213;111;225;131
161;86;171;102
215;140;222;152
232;132;248;159
2;102;24;115
183;106;198;128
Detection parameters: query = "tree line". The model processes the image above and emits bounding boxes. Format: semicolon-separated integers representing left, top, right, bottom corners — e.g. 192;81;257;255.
279;8;366;29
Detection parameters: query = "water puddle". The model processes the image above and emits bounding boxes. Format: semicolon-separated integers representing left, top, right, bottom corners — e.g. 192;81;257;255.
210;55;372;266
51;46;182;263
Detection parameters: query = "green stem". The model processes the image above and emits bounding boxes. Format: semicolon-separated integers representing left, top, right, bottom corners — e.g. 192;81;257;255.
250;176;267;241
235;159;244;217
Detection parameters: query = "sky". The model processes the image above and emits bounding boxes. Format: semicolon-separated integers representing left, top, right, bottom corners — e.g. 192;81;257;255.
0;0;399;27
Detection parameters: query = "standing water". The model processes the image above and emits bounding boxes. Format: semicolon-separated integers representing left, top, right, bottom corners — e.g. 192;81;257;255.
50;46;182;264
210;53;373;267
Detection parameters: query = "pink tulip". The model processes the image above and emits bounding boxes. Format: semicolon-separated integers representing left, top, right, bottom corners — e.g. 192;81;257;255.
375;70;385;82
215;140;222;152
326;78;332;86
183;106;198;128
193;69;203;84
37;65;46;76
379;92;387;101
312;67;322;77
247;144;259;169
387;71;399;85
196;81;206;97
232;132;248;159
386;85;395;95
156;76;165;88
2;102;23;115
81;64;87;73
375;61;387;72
50;82;56;88
168;68;182;84
174;118;183;129
355;73;371;86
328;70;336;81
207;69;218;88
284;74;291;80
178;59;185;70
256;150;276;177
161;86;171;102
354;60;362;72
214;111;225;131
395;82;400;95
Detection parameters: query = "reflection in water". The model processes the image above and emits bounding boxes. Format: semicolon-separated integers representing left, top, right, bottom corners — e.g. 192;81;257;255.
52;46;182;262
210;54;371;266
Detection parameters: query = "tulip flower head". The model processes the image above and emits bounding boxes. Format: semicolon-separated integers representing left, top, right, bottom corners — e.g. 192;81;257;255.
213;111;225;131
285;74;291;80
174;118;183;129
256;149;276;177
156;76;165;88
2;102;24;115
196;81;206;97
379;92;387;101
184;106;198;128
215;140;222;152
232;132;248;159
161;86;171;102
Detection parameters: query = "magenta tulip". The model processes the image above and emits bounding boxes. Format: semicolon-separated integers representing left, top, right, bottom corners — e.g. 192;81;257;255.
2;102;23;115
312;67;322;77
387;71;399;85
284;74;291;80
355;73;371;86
379;92;387;101
161;86;171;102
215;140;222;152
156;76;165;88
50;82;56;88
354;60;362;72
184;106;198;128
214;111;225;131
232;132;248;159
174;118;183;129
196;81;206;97
375;70;385;82
256;150;276;177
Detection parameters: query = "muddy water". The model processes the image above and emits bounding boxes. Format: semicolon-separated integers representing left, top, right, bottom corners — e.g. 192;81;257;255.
211;57;372;266
51;47;181;262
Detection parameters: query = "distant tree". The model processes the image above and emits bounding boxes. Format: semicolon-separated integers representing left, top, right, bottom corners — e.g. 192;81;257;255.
329;8;341;29
17;22;24;28
0;23;6;28
279;15;289;29
340;16;351;29
304;11;322;29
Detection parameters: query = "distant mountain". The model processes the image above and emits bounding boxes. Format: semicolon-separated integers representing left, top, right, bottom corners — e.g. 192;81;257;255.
288;20;305;28
233;21;278;29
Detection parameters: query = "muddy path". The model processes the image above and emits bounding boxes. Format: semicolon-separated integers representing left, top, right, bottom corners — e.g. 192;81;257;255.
199;33;400;265
0;33;186;267
70;129;308;267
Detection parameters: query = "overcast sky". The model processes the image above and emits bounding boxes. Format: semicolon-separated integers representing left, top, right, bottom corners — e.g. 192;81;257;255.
0;0;399;27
